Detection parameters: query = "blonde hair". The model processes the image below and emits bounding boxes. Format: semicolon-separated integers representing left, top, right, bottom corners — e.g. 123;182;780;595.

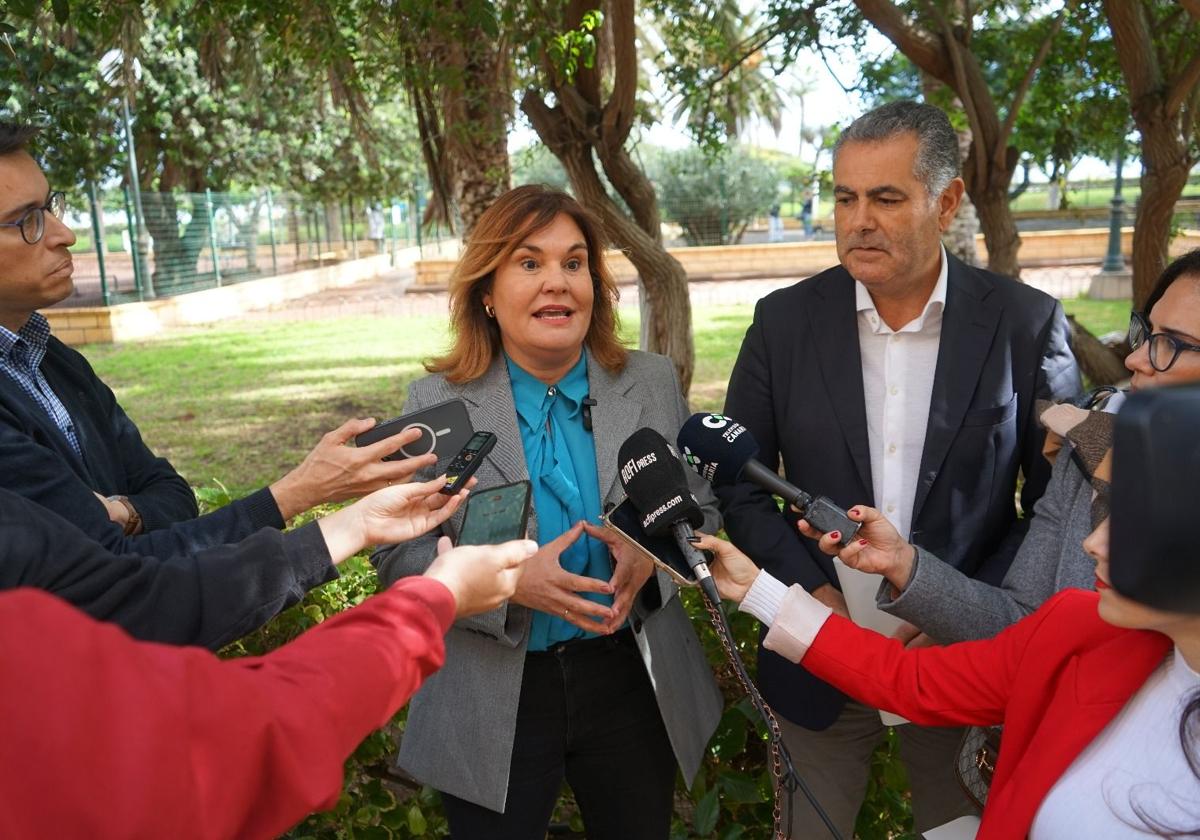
426;185;627;383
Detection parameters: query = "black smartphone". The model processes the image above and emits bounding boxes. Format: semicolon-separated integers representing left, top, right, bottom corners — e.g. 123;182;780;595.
600;497;697;587
456;480;532;546
354;399;473;463
440;431;498;494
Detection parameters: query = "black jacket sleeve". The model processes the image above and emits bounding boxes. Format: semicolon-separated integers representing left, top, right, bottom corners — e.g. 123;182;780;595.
0;490;336;650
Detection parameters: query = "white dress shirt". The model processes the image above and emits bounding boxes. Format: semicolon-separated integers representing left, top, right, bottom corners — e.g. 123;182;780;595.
840;246;948;724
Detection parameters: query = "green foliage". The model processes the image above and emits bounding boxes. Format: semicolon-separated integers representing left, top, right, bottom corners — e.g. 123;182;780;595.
654;145;780;245
645;0;793;153
544;7;601;84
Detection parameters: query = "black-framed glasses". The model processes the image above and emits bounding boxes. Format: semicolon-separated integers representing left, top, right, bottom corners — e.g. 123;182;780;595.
1128;310;1200;372
0;192;67;245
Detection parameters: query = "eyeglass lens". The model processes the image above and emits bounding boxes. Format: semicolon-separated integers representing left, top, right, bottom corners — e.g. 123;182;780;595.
1130;311;1189;372
17;193;65;245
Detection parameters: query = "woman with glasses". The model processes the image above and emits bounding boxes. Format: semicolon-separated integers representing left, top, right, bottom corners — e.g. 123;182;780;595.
787;248;1200;648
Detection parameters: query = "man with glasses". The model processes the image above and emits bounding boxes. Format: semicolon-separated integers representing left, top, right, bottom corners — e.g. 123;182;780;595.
716;101;1082;836
0;121;434;559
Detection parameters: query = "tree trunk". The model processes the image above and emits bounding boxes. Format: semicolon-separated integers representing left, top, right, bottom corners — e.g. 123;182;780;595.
940;90;980;266
440;19;513;235
1067;315;1129;387
1104;0;1200;307
1130;126;1193;307
970;178;1022;278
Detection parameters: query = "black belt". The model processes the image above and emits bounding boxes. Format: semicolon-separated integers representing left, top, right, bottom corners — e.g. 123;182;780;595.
528;626;635;658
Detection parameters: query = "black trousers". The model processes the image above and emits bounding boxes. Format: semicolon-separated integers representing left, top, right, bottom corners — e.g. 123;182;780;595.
441;628;677;840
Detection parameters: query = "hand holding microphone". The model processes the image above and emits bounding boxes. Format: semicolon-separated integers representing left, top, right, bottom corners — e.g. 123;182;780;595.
676;413;861;546
797;505;917;593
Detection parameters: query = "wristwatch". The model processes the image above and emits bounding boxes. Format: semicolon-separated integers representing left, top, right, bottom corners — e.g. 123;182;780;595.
106;494;143;536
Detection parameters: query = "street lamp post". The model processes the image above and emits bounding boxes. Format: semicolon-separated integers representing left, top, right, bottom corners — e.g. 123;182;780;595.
1088;143;1133;300
1101;143;1127;273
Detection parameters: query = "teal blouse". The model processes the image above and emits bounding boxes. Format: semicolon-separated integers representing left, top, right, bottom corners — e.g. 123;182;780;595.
506;351;613;651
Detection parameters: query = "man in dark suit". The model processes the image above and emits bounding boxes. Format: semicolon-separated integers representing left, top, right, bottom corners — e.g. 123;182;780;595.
718;101;1080;836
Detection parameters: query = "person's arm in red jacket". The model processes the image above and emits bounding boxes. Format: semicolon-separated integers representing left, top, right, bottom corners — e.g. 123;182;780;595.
0;538;534;840
697;532;1062;728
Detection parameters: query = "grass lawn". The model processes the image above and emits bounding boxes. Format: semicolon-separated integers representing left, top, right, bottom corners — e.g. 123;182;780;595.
83;296;1125;494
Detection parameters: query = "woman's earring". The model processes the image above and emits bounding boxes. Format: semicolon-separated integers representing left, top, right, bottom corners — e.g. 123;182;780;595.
484;304;496;318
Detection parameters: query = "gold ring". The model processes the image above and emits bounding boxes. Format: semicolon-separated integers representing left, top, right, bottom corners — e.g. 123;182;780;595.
563;608;570;617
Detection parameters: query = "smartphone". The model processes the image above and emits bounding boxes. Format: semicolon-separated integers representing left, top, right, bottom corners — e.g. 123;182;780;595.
354;399;473;463
456;480;532;547
440;431;498;495
601;496;697;587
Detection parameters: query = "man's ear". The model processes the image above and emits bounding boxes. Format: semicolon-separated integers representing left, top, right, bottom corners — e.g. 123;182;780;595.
938;178;966;231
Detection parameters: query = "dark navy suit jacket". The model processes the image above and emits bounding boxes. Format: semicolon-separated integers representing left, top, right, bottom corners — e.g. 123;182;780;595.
718;254;1082;729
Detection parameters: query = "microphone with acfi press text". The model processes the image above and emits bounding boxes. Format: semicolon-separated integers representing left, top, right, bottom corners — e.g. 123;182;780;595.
617;427;722;604
677;412;861;547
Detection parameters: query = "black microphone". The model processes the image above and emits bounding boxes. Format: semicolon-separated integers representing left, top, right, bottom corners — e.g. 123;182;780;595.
677;413;861;546
617;427;721;603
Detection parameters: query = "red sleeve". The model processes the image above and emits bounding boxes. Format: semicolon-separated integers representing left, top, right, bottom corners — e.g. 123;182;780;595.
798;592;1071;728
0;579;455;840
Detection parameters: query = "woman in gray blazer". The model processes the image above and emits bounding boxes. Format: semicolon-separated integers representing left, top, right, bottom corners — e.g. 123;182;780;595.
373;185;722;839
799;248;1200;644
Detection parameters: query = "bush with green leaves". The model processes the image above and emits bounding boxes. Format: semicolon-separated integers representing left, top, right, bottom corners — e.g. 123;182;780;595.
653;146;781;247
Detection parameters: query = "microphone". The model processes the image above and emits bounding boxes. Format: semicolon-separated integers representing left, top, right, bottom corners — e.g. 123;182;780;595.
617;427;721;603
677;413;860;546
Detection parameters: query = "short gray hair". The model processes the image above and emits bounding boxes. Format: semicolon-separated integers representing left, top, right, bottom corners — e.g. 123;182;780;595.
833;101;960;199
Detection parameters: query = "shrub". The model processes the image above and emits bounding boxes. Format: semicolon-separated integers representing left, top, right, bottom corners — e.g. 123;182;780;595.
654;146;780;246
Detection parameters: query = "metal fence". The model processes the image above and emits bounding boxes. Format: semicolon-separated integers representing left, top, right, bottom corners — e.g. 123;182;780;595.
61;188;453;308
58;172;1200;308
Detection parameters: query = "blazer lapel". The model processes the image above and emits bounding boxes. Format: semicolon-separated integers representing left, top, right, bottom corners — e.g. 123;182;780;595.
912;257;1002;521
587;354;643;503
457;360;528;485
808;270;873;495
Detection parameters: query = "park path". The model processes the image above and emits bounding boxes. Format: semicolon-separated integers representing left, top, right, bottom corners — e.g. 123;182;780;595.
219;263;1101;326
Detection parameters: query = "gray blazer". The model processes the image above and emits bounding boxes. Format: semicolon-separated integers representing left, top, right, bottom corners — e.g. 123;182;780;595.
372;350;723;812
878;442;1097;643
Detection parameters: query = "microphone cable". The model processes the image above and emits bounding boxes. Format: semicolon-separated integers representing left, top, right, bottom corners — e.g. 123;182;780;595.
691;579;844;840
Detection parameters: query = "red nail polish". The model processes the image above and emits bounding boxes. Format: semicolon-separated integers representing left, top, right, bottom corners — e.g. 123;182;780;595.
859;539;868;546
829;531;841;541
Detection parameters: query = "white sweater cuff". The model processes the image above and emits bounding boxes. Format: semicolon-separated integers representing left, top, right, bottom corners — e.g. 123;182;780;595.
762;585;834;663
738;570;790;626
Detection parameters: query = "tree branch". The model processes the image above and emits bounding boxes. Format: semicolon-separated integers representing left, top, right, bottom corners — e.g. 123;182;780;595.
854;0;953;85
1166;48;1200;119
1000;8;1069;148
1183;0;1200;21
1103;0;1162;106
600;0;637;146
929;7;987;186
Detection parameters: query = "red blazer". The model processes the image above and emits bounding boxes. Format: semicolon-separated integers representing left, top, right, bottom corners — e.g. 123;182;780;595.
799;590;1172;839
0;579;455;839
